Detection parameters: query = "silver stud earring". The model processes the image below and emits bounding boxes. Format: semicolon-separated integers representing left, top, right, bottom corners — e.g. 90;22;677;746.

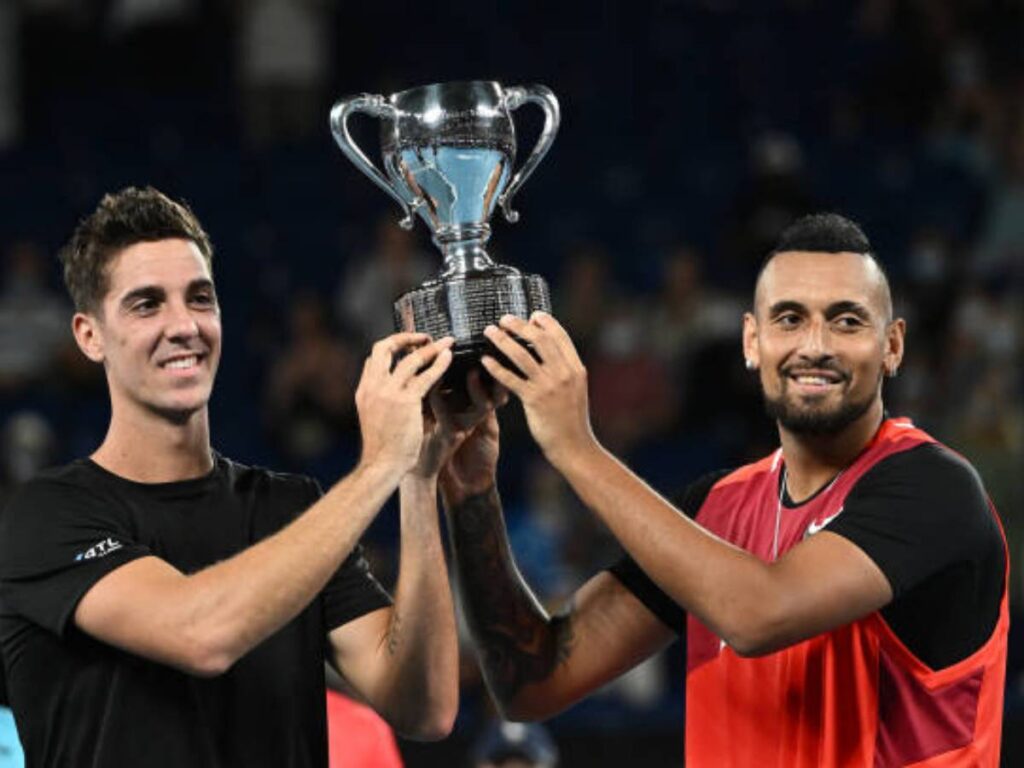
745;359;757;371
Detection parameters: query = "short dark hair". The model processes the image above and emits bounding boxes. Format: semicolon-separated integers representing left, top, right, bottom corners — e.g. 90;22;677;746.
755;212;893;318
760;212;889;283
771;212;872;258
58;186;214;314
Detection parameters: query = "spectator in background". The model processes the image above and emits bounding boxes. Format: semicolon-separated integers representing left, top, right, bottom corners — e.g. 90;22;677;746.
927;35;1000;183
0;705;23;768
0;2;20;150
336;216;433;347
724;132;817;288
470;722;558;768
0;241;71;393
503;458;599;604
0;410;53;767
586;302;675;454
553;242;614;361
0;410;56;509
265;292;360;465
647;244;744;425
238;0;330;147
973;116;1024;282
104;0;205;89
326;689;403;768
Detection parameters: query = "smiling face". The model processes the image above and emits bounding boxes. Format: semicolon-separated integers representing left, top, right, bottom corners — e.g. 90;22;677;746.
743;250;904;437
72;238;221;424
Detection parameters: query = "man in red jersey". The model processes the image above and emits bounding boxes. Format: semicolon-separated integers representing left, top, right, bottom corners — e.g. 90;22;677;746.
440;213;1008;767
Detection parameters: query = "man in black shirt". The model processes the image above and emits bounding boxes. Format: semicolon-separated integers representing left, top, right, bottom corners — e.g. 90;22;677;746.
0;187;462;767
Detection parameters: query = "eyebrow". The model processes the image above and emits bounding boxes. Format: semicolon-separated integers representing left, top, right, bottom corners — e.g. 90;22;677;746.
119;278;215;309
825;300;873;320
767;300;874;319
119;285;163;309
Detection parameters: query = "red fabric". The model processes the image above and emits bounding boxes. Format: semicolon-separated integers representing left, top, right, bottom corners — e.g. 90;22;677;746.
684;419;1009;768
326;690;404;768
875;651;982;764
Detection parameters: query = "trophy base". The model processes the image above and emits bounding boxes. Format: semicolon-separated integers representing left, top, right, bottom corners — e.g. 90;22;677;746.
393;268;551;410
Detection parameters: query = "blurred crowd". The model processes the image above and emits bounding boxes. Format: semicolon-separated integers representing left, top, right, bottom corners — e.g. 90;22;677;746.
1;0;1023;763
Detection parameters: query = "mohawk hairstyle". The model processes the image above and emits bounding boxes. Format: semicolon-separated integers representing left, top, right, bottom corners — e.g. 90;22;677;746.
755;212;893;319
770;212;872;257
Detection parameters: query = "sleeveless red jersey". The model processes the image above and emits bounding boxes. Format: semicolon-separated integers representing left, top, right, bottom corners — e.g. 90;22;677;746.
685;418;1009;767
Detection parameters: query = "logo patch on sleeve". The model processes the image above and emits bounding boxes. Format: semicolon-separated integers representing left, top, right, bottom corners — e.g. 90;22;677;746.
74;537;123;562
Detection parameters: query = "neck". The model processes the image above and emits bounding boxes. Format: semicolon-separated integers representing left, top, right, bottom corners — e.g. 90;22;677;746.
92;404;214;483
778;400;885;503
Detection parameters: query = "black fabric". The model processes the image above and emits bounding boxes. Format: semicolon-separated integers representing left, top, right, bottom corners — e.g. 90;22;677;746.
0;456;391;768
826;442;1004;670
607;444;1004;670
608;470;729;634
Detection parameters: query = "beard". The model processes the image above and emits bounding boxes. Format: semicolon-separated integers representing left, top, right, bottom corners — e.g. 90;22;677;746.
763;374;879;436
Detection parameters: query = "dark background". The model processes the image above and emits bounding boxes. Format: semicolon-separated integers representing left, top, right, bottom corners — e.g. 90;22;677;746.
0;1;1021;765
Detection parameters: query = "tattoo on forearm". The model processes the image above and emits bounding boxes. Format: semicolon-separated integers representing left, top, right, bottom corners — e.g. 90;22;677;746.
386;609;402;657
448;486;574;702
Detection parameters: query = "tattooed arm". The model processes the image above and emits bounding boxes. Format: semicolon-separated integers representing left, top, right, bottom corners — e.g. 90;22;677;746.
442;412;676;721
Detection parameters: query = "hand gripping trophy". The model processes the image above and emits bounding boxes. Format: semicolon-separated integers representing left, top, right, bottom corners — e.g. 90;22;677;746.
330;81;560;405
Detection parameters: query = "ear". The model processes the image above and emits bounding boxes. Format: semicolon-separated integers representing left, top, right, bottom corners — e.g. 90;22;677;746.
72;312;106;363
883;317;906;377
742;311;760;370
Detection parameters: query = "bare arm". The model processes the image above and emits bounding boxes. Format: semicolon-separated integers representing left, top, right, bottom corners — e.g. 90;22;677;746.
554;446;891;656
481;313;892;657
75;461;402;676
444;484;675;720
326;377;509;740
439;392;675;721
327;473;458;741
75;333;453;677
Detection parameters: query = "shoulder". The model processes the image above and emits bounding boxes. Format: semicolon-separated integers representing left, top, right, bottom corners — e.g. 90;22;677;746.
11;459;103;491
851;442;989;513
836;441;1002;575
2;460;114;520
0;461;132;566
216;455;322;506
714;453;779;490
676;468;736;518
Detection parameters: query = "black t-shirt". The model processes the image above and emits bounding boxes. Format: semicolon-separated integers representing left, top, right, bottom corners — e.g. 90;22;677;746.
610;443;1005;670
0;456;391;768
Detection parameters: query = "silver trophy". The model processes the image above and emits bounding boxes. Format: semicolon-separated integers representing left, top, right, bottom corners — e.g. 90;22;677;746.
330;81;559;399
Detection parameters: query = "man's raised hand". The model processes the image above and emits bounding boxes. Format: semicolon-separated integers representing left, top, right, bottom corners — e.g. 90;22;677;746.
355;333;454;474
480;312;596;468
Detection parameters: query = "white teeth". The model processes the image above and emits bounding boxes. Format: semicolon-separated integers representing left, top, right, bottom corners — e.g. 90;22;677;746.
796;375;830;385
165;356;198;370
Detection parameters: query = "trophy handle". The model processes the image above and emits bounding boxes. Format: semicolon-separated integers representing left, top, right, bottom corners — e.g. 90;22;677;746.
499;85;561;224
330;94;421;230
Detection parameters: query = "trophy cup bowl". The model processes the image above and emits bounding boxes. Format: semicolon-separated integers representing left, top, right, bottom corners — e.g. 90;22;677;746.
330;81;560;406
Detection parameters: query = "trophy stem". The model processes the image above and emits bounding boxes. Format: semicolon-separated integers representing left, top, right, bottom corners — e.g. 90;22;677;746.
434;223;499;277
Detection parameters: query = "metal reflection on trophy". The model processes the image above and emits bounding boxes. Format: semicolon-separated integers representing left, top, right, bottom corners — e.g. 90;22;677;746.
330;80;559;379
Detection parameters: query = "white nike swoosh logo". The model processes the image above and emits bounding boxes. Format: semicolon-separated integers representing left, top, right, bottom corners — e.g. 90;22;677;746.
805;506;844;538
